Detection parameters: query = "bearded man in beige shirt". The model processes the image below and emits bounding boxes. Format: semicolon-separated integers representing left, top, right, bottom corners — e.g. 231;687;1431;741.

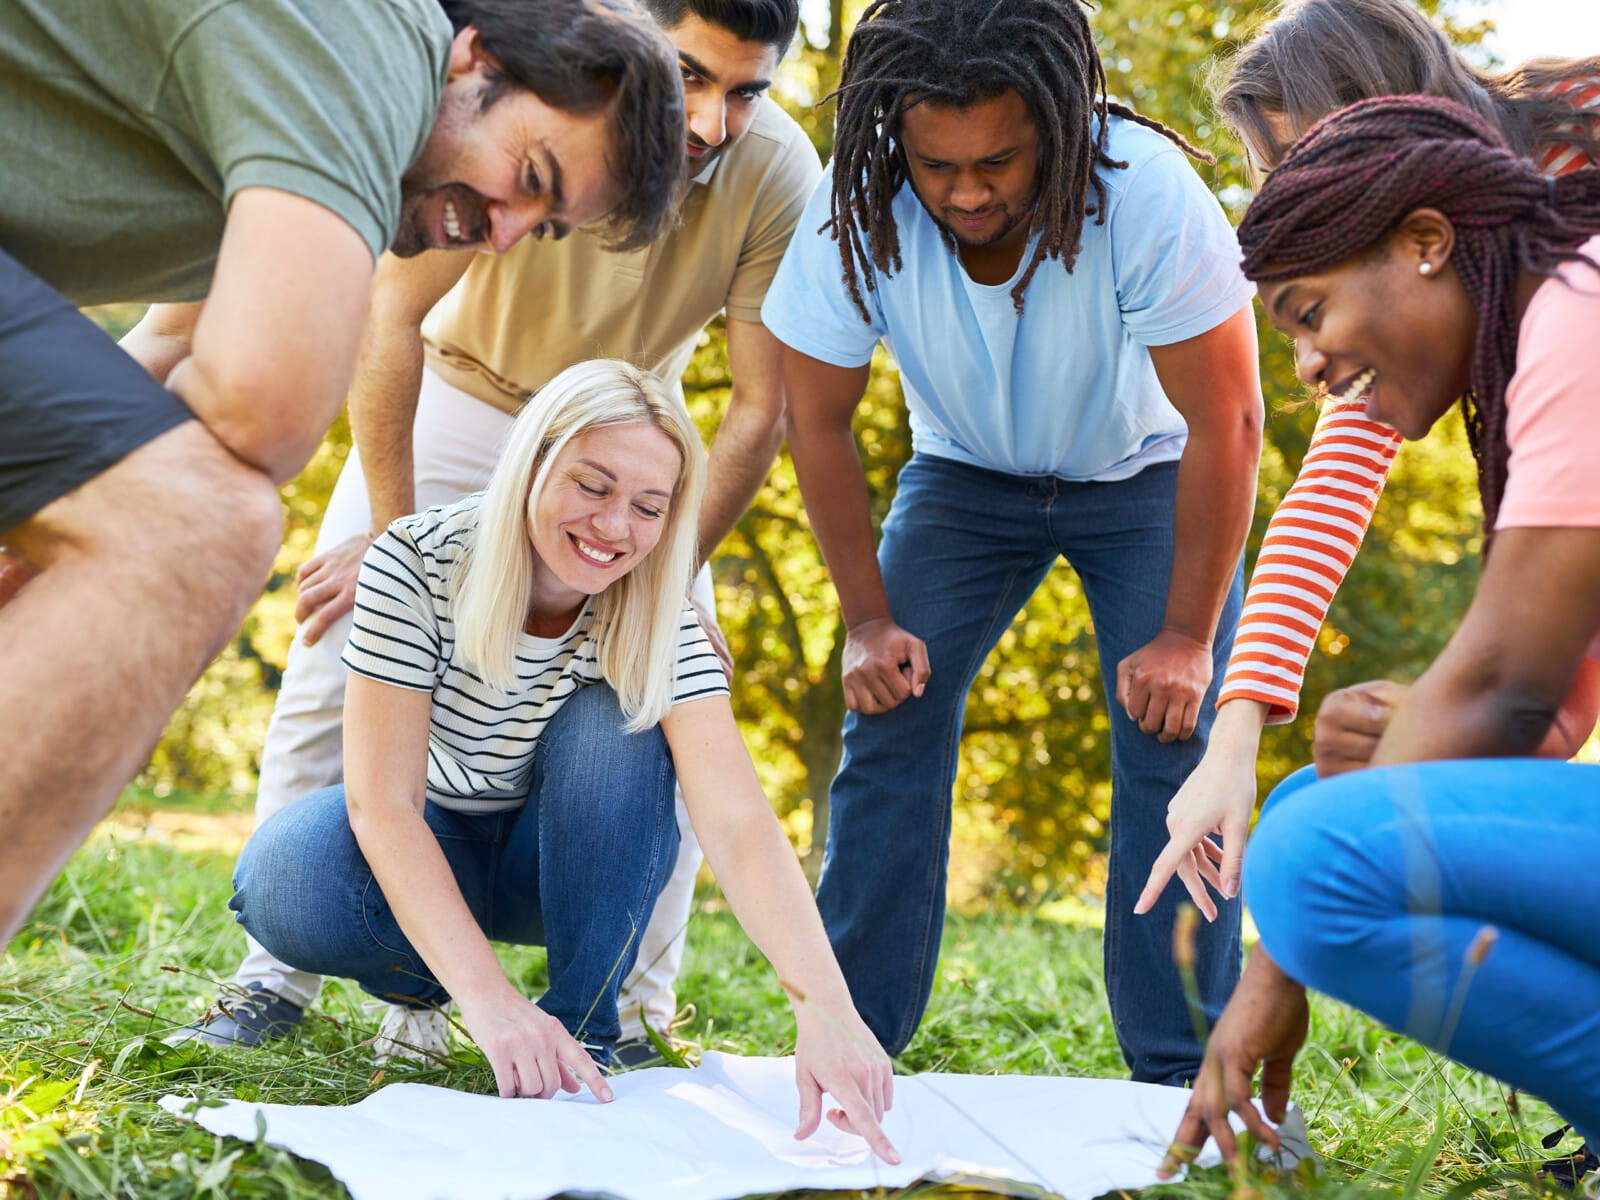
171;0;820;1060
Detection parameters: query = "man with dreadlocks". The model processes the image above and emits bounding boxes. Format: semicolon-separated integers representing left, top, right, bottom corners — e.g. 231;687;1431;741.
760;0;1263;1083
1159;95;1600;1175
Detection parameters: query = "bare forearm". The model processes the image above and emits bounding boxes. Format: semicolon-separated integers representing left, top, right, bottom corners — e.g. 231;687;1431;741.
1374;670;1558;765
121;302;202;384
698;392;784;558
349;328;425;530
706;799;855;1013
349;804;510;1002
788;424;890;628
1164;430;1258;644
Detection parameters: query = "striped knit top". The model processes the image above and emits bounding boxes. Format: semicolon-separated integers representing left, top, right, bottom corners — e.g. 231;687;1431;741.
343;494;729;812
1218;76;1600;722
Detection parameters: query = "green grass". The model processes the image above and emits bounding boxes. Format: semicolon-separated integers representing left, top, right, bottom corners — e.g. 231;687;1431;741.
0;804;1584;1200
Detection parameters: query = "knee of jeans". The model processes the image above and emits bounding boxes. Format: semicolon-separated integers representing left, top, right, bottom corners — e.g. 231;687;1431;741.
232;788;354;938
1260;763;1320;819
544;686;671;794
1245;783;1383;990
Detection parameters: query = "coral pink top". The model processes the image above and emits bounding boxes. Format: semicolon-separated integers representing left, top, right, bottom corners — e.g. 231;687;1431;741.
1496;232;1600;662
1218;80;1600;721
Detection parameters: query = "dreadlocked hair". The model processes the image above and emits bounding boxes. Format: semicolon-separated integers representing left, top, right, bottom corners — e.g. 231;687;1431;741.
825;0;1208;318
1238;94;1600;535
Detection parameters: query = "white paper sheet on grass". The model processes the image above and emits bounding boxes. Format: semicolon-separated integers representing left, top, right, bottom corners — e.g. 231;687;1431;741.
161;1052;1296;1200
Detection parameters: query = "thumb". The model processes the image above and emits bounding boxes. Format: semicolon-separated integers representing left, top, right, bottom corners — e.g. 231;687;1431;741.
795;1071;823;1140
1220;815;1249;901
908;637;931;696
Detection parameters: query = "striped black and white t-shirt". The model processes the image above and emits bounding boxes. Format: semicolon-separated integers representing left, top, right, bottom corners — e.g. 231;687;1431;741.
342;494;729;813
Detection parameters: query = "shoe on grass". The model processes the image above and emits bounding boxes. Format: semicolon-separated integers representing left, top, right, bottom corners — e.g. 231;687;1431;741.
372;1003;451;1066
164;983;304;1049
610;1037;665;1070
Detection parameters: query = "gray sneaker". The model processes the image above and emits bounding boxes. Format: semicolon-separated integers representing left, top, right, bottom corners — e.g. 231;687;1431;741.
164;983;305;1049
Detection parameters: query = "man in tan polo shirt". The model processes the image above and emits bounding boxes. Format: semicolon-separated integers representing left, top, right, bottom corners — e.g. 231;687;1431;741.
173;0;820;1058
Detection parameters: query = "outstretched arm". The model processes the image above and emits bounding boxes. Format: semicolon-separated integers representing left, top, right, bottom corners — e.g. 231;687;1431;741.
784;347;929;715
663;695;899;1164
344;672;612;1103
1137;390;1400;917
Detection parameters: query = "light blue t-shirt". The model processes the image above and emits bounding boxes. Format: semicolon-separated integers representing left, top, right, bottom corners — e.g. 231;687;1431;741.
762;116;1254;481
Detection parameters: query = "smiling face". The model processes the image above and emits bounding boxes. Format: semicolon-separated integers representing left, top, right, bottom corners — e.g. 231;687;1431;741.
393;29;624;256
898;89;1041;263
669;13;780;172
525;422;684;625
1259;215;1479;440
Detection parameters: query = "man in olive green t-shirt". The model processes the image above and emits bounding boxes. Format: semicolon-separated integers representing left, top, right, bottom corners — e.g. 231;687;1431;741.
0;0;687;952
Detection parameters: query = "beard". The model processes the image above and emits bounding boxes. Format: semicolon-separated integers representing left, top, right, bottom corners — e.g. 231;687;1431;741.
936;196;1036;249
390;180;489;258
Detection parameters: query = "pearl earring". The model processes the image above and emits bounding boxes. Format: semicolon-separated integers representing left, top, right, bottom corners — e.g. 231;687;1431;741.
1419;262;1433;276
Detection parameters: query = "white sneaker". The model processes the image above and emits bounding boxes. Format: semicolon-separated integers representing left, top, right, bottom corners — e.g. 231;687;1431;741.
371;1003;451;1065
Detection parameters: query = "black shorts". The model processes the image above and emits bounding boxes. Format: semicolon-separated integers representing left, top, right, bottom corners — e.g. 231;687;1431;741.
0;246;193;535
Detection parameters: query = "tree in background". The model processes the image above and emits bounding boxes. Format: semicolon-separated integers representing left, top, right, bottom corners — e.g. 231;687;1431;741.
110;0;1493;904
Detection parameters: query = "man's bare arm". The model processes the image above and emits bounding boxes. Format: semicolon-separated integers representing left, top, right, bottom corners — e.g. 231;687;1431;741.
697;317;786;560
784;346;929;714
350;250;476;531
294;248;475;646
165;188;375;483
1118;306;1264;742
120;302;204;384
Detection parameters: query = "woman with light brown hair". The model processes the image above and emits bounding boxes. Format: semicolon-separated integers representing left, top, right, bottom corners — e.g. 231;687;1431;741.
1137;0;1600;920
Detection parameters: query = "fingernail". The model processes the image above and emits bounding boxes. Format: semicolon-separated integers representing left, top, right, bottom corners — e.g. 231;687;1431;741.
1225;876;1240;898
600;1086;613;1102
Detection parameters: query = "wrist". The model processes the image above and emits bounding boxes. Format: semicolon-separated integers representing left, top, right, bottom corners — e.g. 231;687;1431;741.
1159;623;1214;650
1213;698;1270;740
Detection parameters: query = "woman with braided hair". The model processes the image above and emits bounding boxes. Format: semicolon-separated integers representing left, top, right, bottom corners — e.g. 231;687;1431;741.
1159;94;1600;1174
1139;0;1600;921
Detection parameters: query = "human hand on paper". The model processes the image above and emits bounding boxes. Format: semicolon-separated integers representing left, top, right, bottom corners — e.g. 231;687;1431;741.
458;985;614;1103
295;531;377;646
792;1006;900;1164
1158;950;1308;1177
1116;628;1213;743
1313;679;1408;777
1135;700;1268;921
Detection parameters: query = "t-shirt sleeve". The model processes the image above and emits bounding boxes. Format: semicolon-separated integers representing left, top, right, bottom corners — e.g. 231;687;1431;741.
1107;146;1256;347
724;111;824;323
1496;251;1600;530
342;523;445;692
162;0;448;263
672;606;731;706
759;164;886;367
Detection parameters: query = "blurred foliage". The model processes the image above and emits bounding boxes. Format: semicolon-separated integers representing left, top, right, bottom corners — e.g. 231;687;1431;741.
83;0;1493;907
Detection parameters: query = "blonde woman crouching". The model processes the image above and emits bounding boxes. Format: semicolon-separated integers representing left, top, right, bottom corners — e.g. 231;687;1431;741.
232;359;898;1161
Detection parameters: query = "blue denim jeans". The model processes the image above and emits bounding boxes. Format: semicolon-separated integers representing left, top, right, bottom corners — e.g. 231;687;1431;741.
815;452;1244;1083
230;683;679;1060
1250;759;1600;1142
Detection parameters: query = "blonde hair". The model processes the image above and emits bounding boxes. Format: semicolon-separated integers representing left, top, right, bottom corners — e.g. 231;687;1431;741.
452;359;706;731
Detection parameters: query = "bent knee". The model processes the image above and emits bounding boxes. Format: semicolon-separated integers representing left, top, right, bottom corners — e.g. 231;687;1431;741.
1245;780;1404;989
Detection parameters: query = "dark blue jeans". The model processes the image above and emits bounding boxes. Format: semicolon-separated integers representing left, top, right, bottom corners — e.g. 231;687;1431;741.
1251;760;1600;1142
231;683;680;1058
815;453;1244;1084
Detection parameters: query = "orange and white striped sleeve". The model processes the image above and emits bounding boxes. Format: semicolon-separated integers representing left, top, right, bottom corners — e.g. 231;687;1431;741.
1217;396;1402;723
